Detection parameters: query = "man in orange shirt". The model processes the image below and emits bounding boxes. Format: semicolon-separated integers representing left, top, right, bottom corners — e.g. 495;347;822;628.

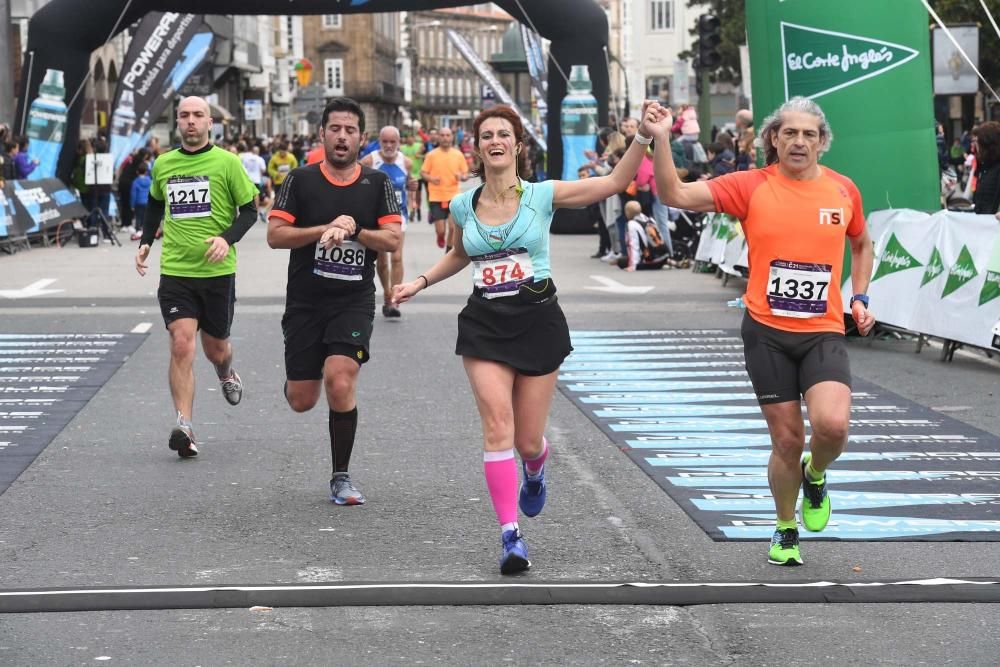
421;127;469;251
649;97;875;567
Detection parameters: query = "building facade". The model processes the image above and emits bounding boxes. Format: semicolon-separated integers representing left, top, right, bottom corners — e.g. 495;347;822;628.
299;11;404;136
406;6;512;132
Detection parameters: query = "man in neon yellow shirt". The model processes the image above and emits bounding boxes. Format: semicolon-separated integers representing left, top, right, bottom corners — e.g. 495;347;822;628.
268;142;298;187
134;96;259;458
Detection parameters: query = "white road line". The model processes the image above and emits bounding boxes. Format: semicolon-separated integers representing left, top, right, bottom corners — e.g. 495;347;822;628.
131;322;153;334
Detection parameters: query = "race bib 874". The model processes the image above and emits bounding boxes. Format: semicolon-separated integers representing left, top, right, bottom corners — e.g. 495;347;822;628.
471;248;534;298
767;259;832;318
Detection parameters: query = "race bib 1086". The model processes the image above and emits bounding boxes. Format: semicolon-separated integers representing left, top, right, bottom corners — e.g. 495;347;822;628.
314;239;366;281
767;259;832;318
166;176;212;219
471;248;534;298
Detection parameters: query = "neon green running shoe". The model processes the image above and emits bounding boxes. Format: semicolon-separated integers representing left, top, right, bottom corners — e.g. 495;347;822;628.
800;453;831;532
767;527;803;566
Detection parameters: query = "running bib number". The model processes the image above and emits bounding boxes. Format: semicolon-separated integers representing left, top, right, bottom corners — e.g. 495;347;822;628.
767;260;832;318
471;248;534;298
166;177;212;219
314;240;367;281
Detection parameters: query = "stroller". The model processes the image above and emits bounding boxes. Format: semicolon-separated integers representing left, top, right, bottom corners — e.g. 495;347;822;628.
670;210;706;263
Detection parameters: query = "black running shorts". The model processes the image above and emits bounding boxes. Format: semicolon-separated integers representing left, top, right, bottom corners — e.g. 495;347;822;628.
428;201;450;222
157;274;236;340
282;292;375;380
740;312;851;405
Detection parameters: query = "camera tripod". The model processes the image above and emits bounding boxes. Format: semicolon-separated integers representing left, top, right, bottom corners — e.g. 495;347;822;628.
88;205;121;247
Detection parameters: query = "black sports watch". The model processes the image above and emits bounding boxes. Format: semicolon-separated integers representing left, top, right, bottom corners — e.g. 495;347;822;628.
850;293;870;308
348;225;362;242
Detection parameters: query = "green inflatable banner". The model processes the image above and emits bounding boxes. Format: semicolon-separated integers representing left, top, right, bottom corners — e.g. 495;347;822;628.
745;1;940;214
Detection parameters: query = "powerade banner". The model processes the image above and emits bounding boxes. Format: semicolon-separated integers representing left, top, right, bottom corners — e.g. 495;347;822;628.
17;0;610;184
843;209;1000;350
446;29;546;152
745;1;940;212
559;330;1000;542
109;12;214;170
0;179;88;237
4;179;88;235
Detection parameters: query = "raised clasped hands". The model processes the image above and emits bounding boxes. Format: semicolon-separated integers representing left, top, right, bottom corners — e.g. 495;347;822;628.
639;101;673;141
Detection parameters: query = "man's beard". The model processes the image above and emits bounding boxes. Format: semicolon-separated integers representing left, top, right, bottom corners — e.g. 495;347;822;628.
183;129;207;146
325;144;358;168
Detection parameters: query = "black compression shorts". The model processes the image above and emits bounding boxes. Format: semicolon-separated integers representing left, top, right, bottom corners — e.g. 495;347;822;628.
740;312;851;405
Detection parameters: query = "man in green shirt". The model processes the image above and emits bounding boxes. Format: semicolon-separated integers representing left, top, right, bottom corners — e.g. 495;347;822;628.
399;133;425;221
134;96;259;458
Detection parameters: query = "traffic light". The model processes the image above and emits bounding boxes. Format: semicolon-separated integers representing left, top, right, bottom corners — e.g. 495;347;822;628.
697;14;722;71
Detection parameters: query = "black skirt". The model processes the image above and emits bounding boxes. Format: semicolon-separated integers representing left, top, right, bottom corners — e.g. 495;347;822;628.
455;279;573;376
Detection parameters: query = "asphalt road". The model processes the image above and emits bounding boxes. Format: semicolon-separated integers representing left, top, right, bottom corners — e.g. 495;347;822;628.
1;206;999;665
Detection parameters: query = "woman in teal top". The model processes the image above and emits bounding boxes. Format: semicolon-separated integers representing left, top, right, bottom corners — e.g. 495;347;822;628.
393;104;655;575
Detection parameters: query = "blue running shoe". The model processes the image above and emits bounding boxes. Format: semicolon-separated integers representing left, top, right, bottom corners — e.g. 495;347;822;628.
499;529;530;575
519;460;547;518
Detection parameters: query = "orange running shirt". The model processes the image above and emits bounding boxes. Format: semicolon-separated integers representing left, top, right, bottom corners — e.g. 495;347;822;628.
422;147;469;203
707;164;865;334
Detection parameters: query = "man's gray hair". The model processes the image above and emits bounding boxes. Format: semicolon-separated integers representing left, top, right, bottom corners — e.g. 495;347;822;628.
755;96;833;166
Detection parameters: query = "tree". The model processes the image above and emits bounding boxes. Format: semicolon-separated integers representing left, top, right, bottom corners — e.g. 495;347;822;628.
679;0;746;85
929;0;1000;91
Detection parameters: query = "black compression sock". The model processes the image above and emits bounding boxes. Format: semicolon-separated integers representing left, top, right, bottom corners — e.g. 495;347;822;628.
329;407;358;475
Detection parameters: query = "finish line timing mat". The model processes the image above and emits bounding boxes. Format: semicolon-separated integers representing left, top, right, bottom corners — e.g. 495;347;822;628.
0;333;146;495
559;329;1000;542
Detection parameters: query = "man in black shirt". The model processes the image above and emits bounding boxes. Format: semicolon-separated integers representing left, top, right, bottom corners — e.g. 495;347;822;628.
267;97;401;505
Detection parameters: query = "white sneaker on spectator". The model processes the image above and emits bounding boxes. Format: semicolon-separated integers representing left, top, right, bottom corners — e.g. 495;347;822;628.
604;252;621;263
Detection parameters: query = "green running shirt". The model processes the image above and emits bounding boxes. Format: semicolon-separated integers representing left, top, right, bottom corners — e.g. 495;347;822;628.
150;145;258;278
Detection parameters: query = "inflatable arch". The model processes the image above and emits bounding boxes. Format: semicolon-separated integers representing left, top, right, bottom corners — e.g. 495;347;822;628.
16;0;610;182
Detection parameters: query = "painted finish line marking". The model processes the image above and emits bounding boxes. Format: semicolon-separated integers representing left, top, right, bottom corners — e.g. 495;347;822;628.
0;332;148;496
561;329;1000;541
2;578;998;613
2;577;991;596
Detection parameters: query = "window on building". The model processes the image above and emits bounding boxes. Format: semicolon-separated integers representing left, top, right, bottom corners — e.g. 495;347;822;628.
650;1;673;32
324;58;344;96
420;77;428;96
322;15;342;29
429;78;438;98
447;78;455;98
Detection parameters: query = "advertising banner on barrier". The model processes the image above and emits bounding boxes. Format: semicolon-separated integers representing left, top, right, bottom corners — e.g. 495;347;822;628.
0;179;88;237
109;13;215;171
845;209;1000;349
694;213;748;276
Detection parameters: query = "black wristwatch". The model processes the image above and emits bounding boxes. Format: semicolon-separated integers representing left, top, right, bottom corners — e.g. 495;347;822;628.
348;226;362;242
850;293;870;308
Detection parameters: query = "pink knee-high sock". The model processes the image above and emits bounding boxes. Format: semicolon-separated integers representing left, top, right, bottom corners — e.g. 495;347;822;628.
523;436;549;476
483;449;519;529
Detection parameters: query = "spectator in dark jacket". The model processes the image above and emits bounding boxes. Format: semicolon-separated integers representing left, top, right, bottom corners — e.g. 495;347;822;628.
972;121;1000;219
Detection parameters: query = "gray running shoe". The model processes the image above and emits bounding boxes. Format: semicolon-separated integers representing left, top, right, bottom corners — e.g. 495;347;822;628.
330;473;366;505
382;304;401;318
168;423;198;458
220;370;243;406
